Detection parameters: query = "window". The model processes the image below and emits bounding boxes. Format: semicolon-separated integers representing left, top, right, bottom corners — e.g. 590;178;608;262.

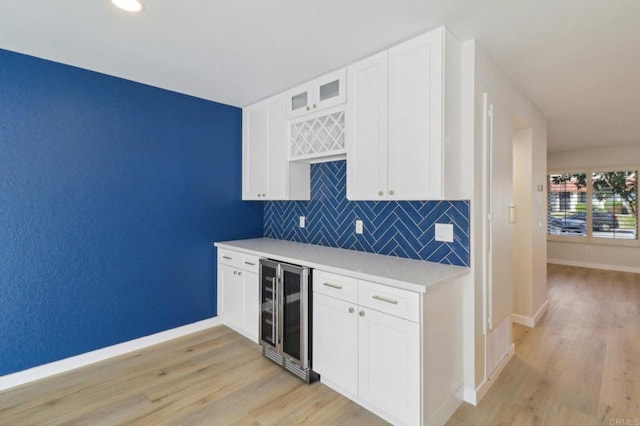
548;170;637;241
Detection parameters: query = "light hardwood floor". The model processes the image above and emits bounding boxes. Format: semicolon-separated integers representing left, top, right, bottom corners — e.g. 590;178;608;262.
0;264;637;425
0;325;387;425
449;264;640;425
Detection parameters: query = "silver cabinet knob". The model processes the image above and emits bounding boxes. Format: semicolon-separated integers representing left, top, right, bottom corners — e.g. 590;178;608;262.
348;307;354;314
257;193;262;198
306;106;310;111
359;311;365;317
313;104;317;109
233;270;237;275
262;193;266;197
378;191;383;196
389;190;395;196
238;271;242;276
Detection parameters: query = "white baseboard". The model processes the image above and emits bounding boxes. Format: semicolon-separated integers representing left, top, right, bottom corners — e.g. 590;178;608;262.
463;386;478;406
0;317;222;392
512;300;549;328
429;384;463;426
548;258;640;274
464;343;515;406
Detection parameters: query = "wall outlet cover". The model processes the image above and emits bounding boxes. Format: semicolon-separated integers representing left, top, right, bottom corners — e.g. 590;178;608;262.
435;223;454;243
299;216;306;228
355;220;363;234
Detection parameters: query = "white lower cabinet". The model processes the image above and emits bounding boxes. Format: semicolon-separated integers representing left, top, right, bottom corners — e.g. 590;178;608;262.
313;269;463;426
217;249;260;343
358;307;420;425
312;293;358;396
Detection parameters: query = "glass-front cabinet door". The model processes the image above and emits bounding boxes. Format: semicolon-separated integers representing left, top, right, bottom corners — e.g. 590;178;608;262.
289;87;311;118
287;68;346;118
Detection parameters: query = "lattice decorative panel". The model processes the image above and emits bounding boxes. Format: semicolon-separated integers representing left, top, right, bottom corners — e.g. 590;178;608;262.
290;110;345;159
264;160;470;267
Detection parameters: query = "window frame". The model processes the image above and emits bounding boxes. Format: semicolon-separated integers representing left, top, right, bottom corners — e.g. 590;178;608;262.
547;166;638;247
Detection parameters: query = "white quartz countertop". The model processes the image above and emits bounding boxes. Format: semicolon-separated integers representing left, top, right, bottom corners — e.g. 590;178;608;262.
214;238;469;293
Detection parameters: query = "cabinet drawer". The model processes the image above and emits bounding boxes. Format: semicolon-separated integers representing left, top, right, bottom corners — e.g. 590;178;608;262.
218;249;260;274
313;270;358;304
358;280;420;322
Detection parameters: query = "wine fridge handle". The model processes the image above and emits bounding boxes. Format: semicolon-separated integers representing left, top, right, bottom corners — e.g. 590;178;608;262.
276;268;284;353
269;277;280;347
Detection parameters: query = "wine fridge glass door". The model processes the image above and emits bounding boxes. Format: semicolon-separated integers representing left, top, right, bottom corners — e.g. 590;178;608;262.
280;264;309;369
259;261;278;347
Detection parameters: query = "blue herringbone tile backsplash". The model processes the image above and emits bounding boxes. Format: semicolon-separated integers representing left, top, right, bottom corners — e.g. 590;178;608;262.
264;160;470;267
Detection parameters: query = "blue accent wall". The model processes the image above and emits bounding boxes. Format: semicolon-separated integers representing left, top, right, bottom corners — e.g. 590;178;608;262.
0;49;263;376
265;161;470;266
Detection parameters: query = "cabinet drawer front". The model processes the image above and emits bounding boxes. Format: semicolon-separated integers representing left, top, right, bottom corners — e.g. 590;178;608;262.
218;249;260;274
313;270;358;303
358;280;420;322
238;253;260;274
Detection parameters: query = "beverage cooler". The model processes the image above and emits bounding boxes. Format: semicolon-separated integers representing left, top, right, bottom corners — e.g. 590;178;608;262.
259;259;317;382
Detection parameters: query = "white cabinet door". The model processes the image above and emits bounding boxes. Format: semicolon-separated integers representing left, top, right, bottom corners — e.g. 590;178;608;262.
242;103;268;200
242;270;259;342
243;94;289;200
388;28;444;200
218;264;244;330
358;307;421;426
346;51;389;201
287;82;314;119
312;293;358;396
218;264;259;343
314;68;347;112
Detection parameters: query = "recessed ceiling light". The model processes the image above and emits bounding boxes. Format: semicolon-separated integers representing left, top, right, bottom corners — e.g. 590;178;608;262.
111;0;144;13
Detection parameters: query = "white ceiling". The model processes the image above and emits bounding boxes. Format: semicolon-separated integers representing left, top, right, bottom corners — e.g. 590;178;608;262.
1;0;639;152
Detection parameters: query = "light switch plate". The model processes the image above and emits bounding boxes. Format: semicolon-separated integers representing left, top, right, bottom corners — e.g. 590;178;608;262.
355;220;363;234
435;223;454;242
299;216;306;228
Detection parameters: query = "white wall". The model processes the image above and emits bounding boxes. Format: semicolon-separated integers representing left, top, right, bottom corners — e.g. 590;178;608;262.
548;144;640;272
513;129;533;316
513;127;549;324
463;40;548;400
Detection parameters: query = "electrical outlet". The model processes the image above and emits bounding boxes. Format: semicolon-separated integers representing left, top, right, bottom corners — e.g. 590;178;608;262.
299;216;306;228
355;220;363;234
435;223;454;242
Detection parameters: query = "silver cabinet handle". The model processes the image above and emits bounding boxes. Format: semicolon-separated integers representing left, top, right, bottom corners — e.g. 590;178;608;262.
372;295;398;305
244;261;255;266
389;190;395;196
359;311;365;317
238;271;242;276
378;191;383;196
306;105;311;111
233;270;237;275
323;282;343;290
348;307;354;314
313;104;317;109
257;193;262;198
222;255;232;260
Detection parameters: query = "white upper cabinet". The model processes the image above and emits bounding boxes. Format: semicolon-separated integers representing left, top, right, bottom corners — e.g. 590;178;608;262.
242;94;310;200
287;68;346;118
388;29;444;200
347;26;462;201
346;51;389;200
242;26;465;202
